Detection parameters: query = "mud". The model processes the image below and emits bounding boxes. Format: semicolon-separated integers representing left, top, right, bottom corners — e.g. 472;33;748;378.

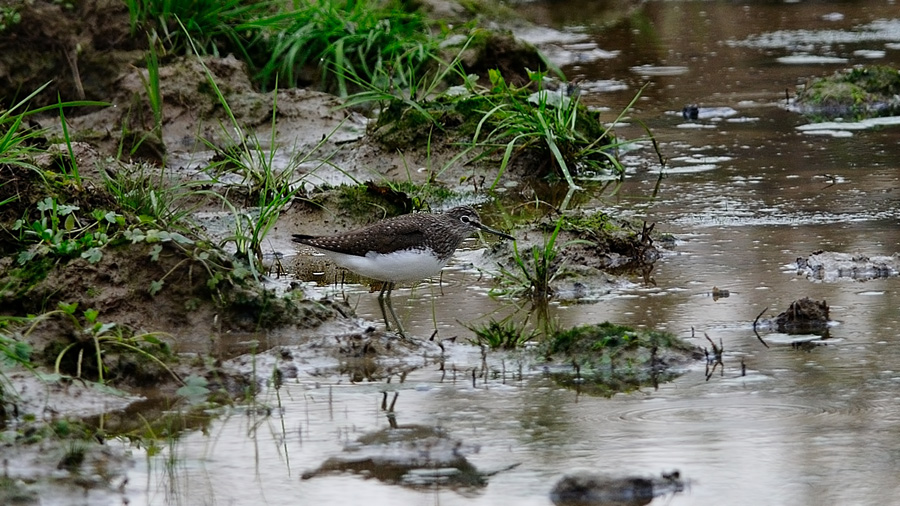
550;471;686;506
301;422;490;489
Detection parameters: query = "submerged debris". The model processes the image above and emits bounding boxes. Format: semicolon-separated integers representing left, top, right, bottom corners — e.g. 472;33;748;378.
550;470;685;506
796;251;900;281
301;423;489;489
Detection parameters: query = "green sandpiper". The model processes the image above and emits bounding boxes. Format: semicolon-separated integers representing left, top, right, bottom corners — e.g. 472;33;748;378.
292;206;514;336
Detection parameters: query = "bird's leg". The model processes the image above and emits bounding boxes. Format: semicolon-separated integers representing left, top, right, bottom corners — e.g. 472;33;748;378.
378;282;406;338
377;282;393;331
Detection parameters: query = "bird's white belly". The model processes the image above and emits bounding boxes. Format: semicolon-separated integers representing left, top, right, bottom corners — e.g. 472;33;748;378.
322;248;448;283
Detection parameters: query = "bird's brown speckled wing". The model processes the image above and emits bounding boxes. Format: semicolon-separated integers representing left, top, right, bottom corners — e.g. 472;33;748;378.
292;214;437;257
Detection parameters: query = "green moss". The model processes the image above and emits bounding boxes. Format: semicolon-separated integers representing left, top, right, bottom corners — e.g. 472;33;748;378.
369;100;453;150
0;256;55;306
542;322;700;397
844;66;900;95
796;66;900;119
557;211;617;236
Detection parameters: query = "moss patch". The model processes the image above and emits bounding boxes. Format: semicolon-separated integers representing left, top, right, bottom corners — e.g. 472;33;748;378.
541;322;701;397
795;66;900;119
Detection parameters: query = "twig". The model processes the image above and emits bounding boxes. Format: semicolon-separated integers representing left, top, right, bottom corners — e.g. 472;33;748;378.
752;307;770;348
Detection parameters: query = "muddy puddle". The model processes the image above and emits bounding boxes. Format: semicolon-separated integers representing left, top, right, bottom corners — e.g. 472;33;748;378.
87;1;900;505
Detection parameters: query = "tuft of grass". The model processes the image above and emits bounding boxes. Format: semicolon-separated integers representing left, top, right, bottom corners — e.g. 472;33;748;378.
0;321;33;416
57;441;88;472
492;218;589;301
182;25;338;279
244;0;443;94
473;69;644;190
467;318;535;350
20;302;183;386
124;0;268;59
102;162;213;231
1;84;103;181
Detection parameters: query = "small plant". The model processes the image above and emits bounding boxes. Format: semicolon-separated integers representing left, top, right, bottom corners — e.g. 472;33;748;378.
55;93;83;187
121;226;248;298
119;31;166;160
492;218;588;301
19;302;181;386
467;318;535;350
58;441;88;471
0;5;21;33
0;323;33;416
102;162;215;231
12;197;127;266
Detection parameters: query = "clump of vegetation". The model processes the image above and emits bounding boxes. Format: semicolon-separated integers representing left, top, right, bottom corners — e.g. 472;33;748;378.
467;318;535;350
492;218;579;301
541;322;701;397
35;302;179;386
125;0;271;61
0;322;32;417
0;4;21;33
795;65;900;119
491;210;658;303
125;0;447;94
248;0;444;94
354;59;636;188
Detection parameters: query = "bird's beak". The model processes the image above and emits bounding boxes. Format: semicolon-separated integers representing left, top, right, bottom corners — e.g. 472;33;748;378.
475;222;515;241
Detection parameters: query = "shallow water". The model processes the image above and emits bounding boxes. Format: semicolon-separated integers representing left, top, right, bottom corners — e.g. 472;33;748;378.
125;1;900;505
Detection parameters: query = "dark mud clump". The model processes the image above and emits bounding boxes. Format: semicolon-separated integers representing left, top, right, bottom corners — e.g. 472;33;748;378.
556;215;660;277
0;0;140;107
550;470;686;506
774;297;830;334
301;422;491;489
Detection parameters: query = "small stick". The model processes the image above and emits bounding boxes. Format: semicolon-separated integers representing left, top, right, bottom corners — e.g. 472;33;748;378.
753;307;770;348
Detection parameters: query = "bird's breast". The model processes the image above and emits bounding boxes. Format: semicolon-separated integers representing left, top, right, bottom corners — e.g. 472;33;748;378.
318;247;449;283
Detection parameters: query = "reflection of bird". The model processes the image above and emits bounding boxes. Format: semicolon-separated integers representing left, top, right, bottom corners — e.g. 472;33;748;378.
292;206;514;336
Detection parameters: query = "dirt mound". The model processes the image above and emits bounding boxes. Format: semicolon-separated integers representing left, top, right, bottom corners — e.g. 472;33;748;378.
774;297;830;333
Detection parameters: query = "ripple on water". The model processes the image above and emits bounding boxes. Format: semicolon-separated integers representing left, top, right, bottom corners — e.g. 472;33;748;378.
597;396;832;426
